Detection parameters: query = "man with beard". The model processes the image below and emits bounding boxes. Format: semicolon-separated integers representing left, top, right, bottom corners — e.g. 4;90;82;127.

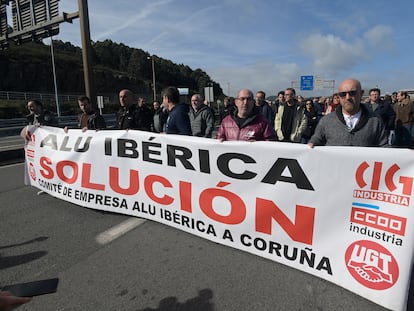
77;95;106;130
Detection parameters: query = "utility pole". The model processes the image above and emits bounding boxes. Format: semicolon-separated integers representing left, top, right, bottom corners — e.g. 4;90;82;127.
78;0;95;103
147;56;156;101
49;37;61;117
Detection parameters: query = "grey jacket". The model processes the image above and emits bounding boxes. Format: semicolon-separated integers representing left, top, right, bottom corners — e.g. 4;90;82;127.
189;105;215;138
309;104;388;147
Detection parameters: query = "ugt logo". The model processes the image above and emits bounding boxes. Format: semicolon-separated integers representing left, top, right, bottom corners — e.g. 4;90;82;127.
345;240;399;290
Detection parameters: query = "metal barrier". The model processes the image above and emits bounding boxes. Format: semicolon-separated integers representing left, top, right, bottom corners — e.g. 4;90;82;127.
0;114;116;137
0;91;80;103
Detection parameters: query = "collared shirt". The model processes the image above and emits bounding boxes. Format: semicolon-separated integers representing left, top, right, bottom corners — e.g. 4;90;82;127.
343;110;362;130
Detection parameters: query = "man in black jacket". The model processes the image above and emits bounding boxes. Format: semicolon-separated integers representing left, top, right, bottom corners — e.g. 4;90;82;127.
25;99;58;126
364;87;396;144
21;99;59;141
116;89;150;131
136;97;153;131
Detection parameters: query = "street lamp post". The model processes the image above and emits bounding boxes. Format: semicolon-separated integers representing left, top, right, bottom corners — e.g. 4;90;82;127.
147;56;156;101
49;37;61;117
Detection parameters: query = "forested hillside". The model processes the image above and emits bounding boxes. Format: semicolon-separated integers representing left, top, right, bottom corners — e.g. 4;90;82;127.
0;39;223;98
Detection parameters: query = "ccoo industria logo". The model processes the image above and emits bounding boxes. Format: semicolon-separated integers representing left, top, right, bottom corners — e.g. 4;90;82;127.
353;161;413;207
345;240;399;290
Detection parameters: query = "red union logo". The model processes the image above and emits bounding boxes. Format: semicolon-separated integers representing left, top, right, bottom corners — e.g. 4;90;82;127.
350;207;406;236
29;162;36;181
356;161;413;196
345;240;399;290
28;133;36;146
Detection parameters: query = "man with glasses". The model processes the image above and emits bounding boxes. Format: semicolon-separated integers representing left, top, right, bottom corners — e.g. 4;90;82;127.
274;87;307;142
308;79;387;147
216;89;276;141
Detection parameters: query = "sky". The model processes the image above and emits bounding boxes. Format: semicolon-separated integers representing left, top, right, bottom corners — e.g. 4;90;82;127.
51;0;414;97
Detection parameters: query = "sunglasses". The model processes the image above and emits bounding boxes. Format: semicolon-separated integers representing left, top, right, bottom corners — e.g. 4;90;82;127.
338;90;358;98
236;97;253;102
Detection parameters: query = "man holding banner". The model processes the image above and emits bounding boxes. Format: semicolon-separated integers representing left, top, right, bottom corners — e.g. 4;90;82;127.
308;78;388;147
216;89;276;141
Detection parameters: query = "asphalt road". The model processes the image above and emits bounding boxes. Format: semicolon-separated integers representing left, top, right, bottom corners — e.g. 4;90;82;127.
0;135;23;152
0;135;25;166
0;162;411;311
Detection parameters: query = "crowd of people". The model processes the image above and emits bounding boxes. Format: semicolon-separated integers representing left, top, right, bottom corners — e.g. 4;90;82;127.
21;80;414;148
13;80;413;308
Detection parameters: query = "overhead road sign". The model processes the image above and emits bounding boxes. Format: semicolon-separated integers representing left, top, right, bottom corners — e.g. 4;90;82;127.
0;0;79;49
300;75;314;91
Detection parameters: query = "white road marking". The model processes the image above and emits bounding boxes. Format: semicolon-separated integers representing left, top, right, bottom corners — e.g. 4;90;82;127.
96;217;146;245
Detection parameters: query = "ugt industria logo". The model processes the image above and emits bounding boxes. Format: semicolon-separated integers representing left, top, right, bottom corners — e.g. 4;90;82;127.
354;161;413;207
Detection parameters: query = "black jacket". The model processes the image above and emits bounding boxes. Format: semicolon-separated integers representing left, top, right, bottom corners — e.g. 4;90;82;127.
116;105;151;130
26;110;59;126
364;100;396;132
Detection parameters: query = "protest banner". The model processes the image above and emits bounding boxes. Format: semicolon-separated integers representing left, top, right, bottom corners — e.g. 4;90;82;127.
24;126;414;311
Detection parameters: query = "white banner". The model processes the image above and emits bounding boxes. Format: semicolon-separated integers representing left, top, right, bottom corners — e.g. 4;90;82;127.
24;126;414;311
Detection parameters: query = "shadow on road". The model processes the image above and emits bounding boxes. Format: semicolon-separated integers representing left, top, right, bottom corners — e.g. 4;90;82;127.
0;251;48;270
138;288;214;311
0;236;49;270
0;236;48;250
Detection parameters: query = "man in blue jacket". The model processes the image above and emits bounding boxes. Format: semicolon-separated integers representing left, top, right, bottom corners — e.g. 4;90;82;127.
162;86;192;135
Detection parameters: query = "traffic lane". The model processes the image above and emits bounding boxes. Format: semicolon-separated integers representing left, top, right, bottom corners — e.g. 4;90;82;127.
0;135;24;152
0;177;129;288
0;137;24;166
0;162;26;192
18;221;388;311
1;163;410;310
